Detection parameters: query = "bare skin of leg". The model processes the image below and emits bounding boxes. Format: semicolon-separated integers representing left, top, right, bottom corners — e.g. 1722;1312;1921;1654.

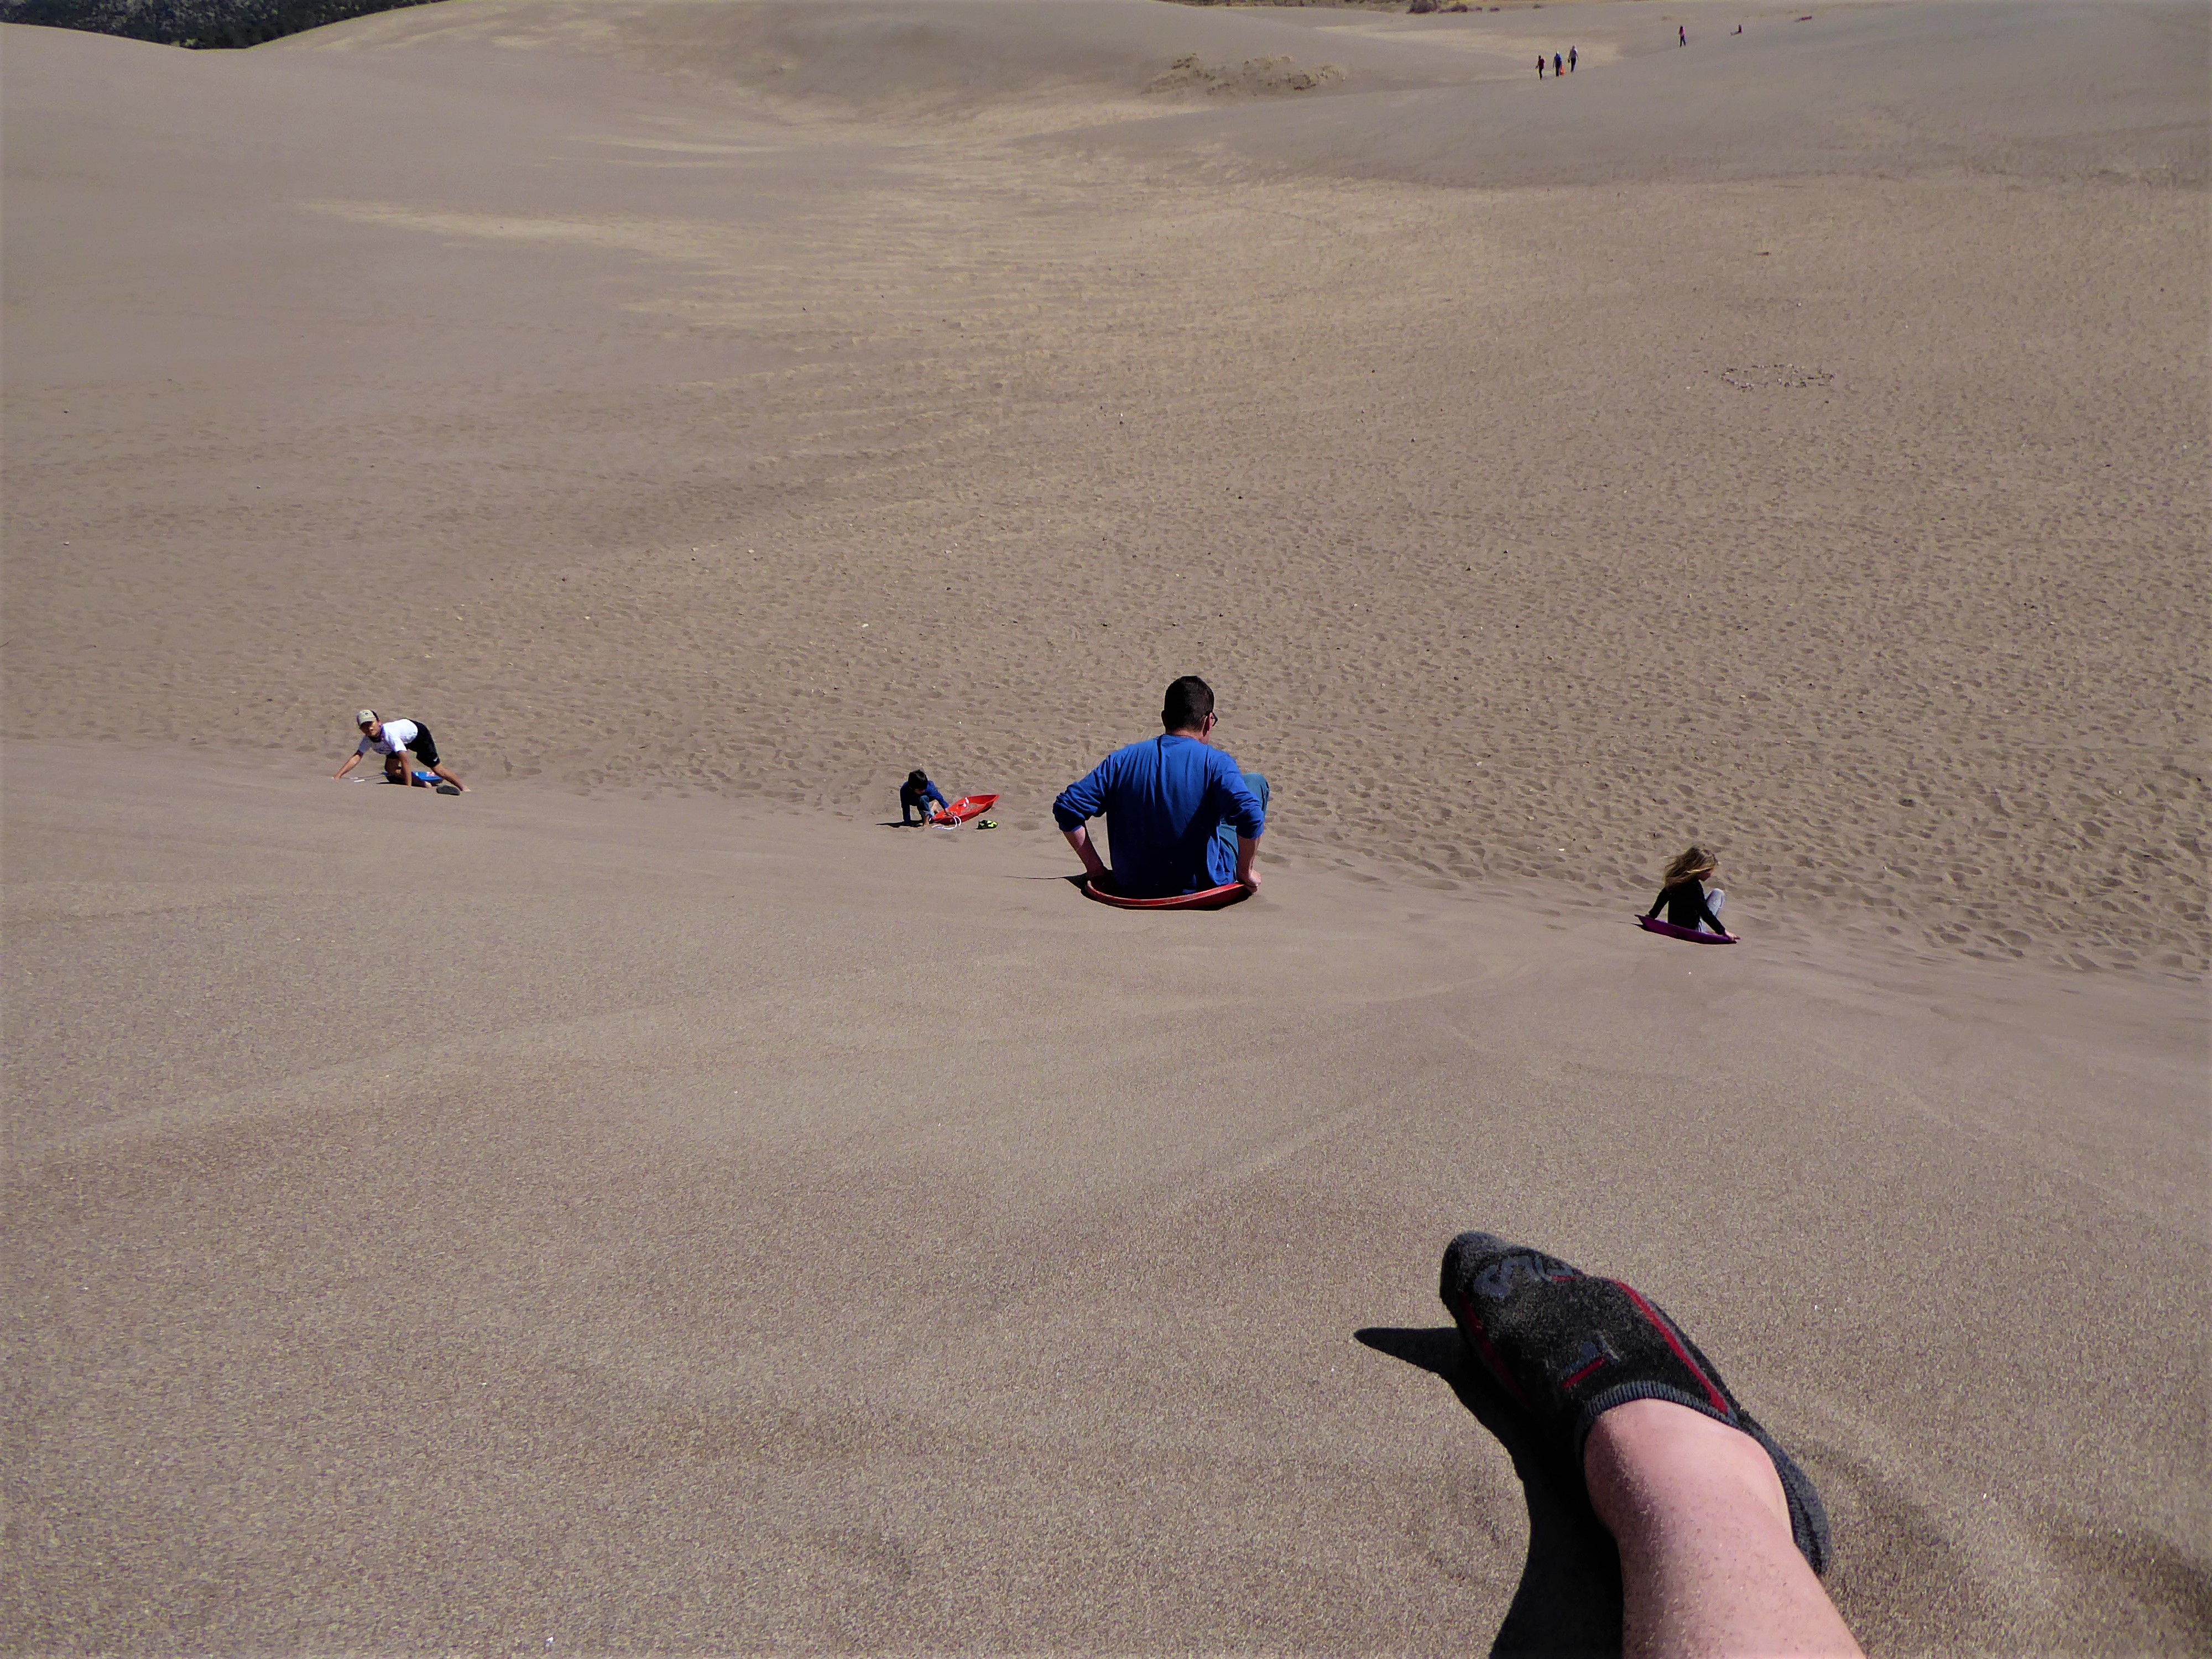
1584;1399;1863;1659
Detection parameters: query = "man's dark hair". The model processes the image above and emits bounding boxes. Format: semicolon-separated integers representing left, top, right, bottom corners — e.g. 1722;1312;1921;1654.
1161;676;1214;733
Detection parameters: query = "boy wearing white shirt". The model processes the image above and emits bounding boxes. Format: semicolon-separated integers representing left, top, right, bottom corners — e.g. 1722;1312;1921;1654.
333;710;466;792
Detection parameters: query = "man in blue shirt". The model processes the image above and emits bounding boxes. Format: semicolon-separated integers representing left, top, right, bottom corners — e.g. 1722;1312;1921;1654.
1053;676;1268;899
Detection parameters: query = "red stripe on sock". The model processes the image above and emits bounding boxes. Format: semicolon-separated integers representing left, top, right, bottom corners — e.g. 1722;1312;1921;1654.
1560;1355;1608;1390
1610;1280;1730;1417
1455;1296;1533;1411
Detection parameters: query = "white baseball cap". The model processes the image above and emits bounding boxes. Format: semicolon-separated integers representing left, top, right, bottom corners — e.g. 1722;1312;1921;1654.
355;709;377;727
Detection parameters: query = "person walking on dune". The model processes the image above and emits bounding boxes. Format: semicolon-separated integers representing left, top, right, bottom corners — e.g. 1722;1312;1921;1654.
1054;676;1266;900
335;709;466;792
1644;844;1730;936
1568;45;1577;70
1679;22;1687;45
1553;51;1564;77
1536;53;1546;78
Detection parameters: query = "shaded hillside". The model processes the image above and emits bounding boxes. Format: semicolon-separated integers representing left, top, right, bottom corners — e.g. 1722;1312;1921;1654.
0;0;436;48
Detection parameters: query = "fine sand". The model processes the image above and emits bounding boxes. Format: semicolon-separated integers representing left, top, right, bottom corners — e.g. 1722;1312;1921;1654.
4;0;2207;1651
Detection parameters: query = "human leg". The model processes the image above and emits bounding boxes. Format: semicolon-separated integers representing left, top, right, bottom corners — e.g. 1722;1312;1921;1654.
383;752;408;783
1702;889;1726;933
402;727;463;790
1439;1232;1856;1658
1588;1400;1861;1658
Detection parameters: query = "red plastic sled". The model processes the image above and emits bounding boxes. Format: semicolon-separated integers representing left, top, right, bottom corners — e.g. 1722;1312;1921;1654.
931;794;998;825
1084;878;1251;911
1637;916;1738;945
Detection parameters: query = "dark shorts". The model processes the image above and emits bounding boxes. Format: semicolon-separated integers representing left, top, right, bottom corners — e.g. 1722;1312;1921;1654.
391;724;440;766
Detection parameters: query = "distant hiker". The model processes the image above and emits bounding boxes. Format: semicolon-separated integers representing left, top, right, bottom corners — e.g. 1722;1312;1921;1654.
1055;676;1266;899
1568;45;1577;70
1734;22;1743;32
1536;53;1546;77
1553;51;1563;76
1644;845;1730;936
335;710;465;791
900;768;950;825
1679;23;1687;44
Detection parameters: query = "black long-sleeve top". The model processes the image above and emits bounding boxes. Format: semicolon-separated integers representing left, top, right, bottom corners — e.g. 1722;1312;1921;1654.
1645;880;1724;933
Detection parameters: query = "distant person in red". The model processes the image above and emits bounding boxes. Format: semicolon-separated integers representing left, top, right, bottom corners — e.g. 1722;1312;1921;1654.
1553;51;1563;76
1568;45;1577;70
1536;53;1546;77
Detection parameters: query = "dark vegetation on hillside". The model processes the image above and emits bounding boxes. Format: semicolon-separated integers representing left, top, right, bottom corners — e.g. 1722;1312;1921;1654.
0;0;436;48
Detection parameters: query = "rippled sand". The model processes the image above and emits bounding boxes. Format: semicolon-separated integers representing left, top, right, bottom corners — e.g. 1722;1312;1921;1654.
4;1;2205;1650
6;0;2203;973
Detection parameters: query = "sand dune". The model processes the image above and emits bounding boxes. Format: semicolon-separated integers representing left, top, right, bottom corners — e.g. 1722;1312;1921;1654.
6;1;2202;976
1094;0;2210;184
6;742;2205;1652
3;0;2206;1649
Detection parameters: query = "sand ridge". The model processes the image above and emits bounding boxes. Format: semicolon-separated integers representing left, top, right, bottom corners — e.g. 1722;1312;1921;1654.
5;1;2203;979
4;742;2205;1651
1;7;2208;1646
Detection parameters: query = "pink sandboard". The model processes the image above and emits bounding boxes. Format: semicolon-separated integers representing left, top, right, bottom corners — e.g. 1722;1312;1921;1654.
931;793;998;825
1637;916;1738;945
1084;878;1251;911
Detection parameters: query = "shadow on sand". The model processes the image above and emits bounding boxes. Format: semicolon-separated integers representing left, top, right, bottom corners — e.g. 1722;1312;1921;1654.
1355;1326;1624;1658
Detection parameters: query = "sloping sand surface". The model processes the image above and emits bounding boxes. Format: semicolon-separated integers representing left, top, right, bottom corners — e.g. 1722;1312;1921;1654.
3;0;2206;1649
6;4;2206;975
6;743;2204;1651
1088;0;2209;183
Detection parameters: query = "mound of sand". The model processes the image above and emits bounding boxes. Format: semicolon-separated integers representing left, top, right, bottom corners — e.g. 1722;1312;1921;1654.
592;0;1469;121
8;0;2201;974
6;743;2205;1652
1145;51;1346;98
1083;0;2209;184
2;3;2206;1646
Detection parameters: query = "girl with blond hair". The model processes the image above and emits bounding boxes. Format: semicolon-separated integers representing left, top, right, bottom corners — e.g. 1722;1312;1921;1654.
1644;845;1732;937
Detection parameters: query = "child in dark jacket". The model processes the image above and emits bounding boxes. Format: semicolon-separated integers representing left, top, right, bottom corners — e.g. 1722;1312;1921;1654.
900;769;950;825
1645;845;1731;936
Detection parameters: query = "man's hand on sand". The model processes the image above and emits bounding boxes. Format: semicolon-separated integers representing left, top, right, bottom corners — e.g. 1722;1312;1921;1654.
1238;865;1262;894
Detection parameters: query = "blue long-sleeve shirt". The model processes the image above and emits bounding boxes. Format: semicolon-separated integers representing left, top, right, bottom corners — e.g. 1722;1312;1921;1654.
1053;734;1265;898
900;778;948;819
